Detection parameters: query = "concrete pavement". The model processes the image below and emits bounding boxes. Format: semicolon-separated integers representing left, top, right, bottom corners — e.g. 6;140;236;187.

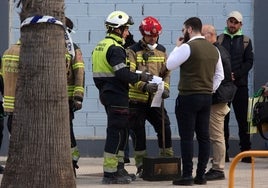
75;157;268;188
1;157;268;187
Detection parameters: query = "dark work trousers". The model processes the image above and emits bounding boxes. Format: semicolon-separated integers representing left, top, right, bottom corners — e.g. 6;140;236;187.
7;114;13;134
129;101;172;152
0;102;4;147
0;116;3;148
69;100;77;148
175;94;211;178
104;105;129;155
224;86;251;152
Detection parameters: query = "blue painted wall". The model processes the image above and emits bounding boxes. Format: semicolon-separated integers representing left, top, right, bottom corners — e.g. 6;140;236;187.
6;0;254;141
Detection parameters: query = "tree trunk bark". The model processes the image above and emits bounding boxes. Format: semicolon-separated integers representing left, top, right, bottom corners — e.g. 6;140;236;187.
1;0;76;187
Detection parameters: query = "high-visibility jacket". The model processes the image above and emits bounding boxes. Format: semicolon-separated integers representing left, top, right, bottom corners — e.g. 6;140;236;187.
126;39;171;103
1;41;20;113
92;33;140;106
66;43;85;102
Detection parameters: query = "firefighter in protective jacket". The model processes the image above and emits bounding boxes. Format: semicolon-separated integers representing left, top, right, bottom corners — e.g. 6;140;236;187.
1;40;21;134
126;16;174;177
65;17;85;175
92;11;153;184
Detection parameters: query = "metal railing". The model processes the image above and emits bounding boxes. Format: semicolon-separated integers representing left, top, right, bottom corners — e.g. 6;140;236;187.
228;150;268;188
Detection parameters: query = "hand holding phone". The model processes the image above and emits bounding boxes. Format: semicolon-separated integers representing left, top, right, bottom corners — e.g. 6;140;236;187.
176;36;184;47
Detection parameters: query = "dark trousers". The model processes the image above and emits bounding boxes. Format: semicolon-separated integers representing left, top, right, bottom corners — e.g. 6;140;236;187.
104;105;129;155
0;103;4;147
175;94;211;178
129;102;172;152
224;86;251;152
69;101;77;148
7;114;12;134
0;117;3;148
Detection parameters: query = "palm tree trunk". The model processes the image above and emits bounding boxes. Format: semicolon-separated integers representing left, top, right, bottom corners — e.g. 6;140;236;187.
1;0;76;187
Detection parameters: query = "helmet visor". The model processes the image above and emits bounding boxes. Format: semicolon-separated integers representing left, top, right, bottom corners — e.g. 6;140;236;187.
126;16;134;26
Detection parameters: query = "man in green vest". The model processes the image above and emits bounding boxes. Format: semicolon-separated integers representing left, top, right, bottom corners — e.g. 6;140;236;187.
166;17;224;186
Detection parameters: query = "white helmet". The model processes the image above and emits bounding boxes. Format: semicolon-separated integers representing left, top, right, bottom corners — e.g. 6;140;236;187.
105;10;134;28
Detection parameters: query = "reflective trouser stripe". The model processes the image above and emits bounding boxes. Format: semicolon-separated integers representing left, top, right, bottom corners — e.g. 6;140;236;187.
117;150;125;163
103;152;117;173
134;150;147;168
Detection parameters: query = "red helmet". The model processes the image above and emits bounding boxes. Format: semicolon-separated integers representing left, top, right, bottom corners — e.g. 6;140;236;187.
139;16;162;37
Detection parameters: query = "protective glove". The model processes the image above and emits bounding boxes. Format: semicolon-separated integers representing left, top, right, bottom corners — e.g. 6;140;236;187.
144;83;158;94
139;71;153;82
159;65;169;78
162;89;170;99
72;98;82;111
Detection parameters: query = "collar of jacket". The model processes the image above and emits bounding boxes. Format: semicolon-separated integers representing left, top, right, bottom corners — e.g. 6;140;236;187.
223;27;243;38
105;33;123;45
139;39;151;50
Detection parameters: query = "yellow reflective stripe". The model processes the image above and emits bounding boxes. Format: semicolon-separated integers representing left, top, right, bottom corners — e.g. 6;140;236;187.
68;86;84;97
74;86;84;93
136;55;165;63
4;96;15;102
129;87;149;102
68;86;75;96
72;61;84;70
2;55;19;61
164;82;170;89
65;54;71;60
3;96;15;110
103;152;117;173
129;61;136;70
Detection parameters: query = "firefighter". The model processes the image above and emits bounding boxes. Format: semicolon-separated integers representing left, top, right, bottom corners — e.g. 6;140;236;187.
0;57;4;173
65;17;85;176
126;16;174;177
1;40;21;134
92;10;153;184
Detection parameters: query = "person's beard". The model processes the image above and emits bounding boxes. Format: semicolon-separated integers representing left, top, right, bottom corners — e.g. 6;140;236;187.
183;31;190;43
228;27;238;35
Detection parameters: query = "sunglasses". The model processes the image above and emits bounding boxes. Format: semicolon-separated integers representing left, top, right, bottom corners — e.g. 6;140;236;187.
228;19;240;25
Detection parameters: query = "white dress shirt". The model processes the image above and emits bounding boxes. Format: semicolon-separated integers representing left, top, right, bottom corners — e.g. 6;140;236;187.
166;36;224;92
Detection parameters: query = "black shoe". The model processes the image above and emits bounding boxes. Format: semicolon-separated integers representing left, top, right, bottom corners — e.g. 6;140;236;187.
124;158;130;164
118;168;136;181
172;176;194;186
194;176;207;185
241;157;252;163
102;172;131;184
0;165;4;174
117;162;136;181
205;168;225;181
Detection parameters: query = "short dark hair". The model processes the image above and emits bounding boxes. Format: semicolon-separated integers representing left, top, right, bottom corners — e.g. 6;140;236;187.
184;17;202;33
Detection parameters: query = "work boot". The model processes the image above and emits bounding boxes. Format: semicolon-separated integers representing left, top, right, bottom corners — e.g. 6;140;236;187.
136;165;144;178
71;146;80;177
0;165;4;174
117;162;136;181
102;172;131;184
